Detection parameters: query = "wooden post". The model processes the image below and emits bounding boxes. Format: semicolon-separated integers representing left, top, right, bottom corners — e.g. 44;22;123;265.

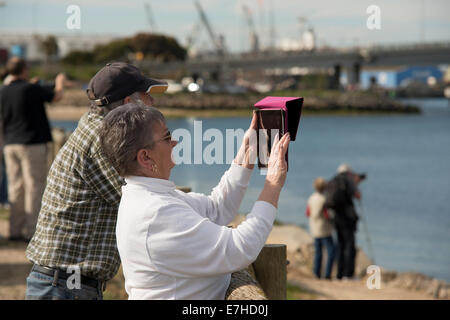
252;244;287;300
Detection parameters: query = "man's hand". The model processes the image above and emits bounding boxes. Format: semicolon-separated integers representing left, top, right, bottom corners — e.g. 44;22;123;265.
233;111;258;169
55;73;67;89
351;173;362;199
52;73;67;103
29;76;40;84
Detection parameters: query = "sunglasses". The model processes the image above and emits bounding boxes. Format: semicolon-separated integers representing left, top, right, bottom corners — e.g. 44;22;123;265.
142;130;172;148
134;131;173;160
154;130;172;144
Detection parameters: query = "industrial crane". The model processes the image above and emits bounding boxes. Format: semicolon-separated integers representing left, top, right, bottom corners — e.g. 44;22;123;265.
242;4;259;53
144;2;157;33
193;0;226;56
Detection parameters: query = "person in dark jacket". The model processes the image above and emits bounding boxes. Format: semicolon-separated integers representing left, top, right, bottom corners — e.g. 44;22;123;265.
325;163;364;280
0;57;66;241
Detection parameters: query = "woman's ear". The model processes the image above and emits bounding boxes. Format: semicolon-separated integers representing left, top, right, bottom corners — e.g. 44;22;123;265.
136;149;155;170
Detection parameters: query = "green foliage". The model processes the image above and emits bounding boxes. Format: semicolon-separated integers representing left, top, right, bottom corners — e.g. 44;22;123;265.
287;281;317;300
128;33;187;62
93;39;132;64
40;35;59;60
62;33;187;65
299;73;330;90
62;50;95;65
61;64;101;81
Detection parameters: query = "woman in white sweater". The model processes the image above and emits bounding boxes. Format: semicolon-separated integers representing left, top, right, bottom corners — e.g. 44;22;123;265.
306;177;336;280
100;102;290;299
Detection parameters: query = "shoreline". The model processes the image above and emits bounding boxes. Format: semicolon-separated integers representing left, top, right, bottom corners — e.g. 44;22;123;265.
229;215;449;299
47;105;421;122
46;89;421;122
266;222;450;299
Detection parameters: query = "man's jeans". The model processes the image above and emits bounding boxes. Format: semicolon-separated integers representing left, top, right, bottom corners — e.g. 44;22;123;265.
313;236;336;279
25;270;103;300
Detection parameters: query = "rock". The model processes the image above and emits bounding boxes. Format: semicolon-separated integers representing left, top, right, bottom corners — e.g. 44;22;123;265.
427;279;442;299
374;270;450;300
389;272;433;291
380;268;398;283
266;225;313;253
354;248;374;278
438;285;449;299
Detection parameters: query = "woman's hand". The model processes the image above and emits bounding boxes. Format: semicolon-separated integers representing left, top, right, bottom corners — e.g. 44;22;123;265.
257;132;290;208
233;111;258;169
266;132;290;190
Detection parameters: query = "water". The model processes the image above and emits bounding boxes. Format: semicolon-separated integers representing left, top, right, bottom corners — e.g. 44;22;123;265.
51;98;450;282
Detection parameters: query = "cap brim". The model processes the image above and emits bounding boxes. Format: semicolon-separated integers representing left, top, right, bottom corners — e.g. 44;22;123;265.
147;84;169;94
139;78;168;94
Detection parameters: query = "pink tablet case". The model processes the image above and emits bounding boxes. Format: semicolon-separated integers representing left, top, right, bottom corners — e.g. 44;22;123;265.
254;96;304;141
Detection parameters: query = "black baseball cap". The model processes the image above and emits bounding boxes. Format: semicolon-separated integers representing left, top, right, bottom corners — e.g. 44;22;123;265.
86;62;168;106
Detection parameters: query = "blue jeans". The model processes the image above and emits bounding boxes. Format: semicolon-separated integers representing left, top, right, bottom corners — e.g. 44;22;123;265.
314;236;336;279
25;270;103;300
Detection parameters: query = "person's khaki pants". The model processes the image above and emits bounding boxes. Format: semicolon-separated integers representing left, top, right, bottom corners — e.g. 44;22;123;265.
4;143;48;239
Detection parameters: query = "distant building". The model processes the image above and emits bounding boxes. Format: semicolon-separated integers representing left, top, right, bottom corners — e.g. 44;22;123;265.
279;28;316;52
0;32;118;62
396;66;443;87
359;70;398;89
340;66;445;89
302;28;316;51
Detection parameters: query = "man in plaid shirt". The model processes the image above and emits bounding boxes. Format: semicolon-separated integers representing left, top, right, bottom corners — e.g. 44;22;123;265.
25;62;168;300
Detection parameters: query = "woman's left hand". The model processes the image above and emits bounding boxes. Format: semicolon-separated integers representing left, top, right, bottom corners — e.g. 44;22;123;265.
234;111;258;169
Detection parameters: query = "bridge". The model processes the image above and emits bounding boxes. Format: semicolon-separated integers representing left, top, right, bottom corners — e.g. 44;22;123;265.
141;42;450;87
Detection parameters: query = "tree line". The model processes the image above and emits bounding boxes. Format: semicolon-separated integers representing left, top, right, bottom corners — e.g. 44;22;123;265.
62;33;187;65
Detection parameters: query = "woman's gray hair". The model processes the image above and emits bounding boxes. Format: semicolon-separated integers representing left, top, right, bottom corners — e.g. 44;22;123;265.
90;92;143;116
99;101;165;177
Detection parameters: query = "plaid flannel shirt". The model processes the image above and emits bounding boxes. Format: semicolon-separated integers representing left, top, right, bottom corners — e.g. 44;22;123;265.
26;111;124;281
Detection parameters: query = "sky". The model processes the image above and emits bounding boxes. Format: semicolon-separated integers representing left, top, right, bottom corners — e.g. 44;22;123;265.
0;0;449;53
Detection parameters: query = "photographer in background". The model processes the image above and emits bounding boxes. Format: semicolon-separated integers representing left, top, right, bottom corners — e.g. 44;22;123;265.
325;164;366;280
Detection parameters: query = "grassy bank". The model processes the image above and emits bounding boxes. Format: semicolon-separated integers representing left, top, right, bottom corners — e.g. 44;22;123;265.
287;282;318;300
47;88;420;122
153;107;420;119
47;105;421;122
